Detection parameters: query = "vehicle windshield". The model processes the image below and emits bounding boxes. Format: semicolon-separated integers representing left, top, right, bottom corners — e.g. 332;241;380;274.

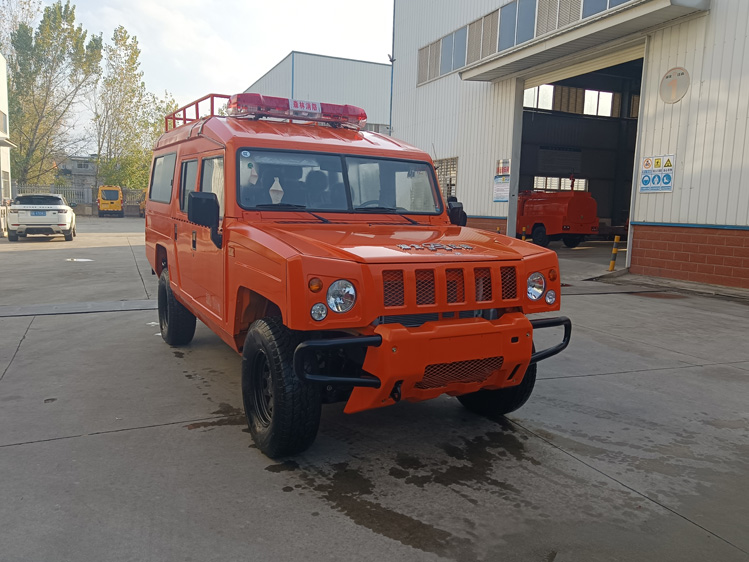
101;189;120;200
237;149;441;214
13;195;64;206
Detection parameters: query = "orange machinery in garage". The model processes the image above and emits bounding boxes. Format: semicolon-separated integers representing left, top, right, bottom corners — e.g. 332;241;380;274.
517;188;599;248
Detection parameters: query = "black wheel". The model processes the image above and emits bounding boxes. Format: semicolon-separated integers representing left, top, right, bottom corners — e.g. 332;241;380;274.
242;317;321;458
98;210;103;217
157;269;196;346
8;230;18;242
63;228;74;241
457;361;537;417
563;234;583;248
119;211;125;218
531;225;549;247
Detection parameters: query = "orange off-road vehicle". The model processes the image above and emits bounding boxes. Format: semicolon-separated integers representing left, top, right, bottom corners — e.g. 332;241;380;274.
145;93;571;458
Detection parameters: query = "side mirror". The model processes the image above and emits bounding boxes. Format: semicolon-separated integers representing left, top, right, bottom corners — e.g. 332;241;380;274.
448;200;467;227
70;202;78;208
188;191;219;228
188;191;222;248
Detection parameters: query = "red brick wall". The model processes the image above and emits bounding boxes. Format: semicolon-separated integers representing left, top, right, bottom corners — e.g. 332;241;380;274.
468;217;508;234
630;225;749;289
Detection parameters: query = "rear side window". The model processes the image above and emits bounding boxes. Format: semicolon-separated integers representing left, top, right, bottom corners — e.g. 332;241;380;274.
201;157;225;220
180;160;198;213
150;153;177;203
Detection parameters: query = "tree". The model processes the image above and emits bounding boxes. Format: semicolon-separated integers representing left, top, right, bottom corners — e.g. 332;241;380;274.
90;27;178;190
7;1;102;184
0;0;40;60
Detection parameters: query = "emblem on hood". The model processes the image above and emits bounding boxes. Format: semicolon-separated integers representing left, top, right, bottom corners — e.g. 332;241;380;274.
397;243;473;252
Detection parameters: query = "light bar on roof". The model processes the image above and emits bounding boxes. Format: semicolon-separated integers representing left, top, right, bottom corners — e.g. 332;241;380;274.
226;93;367;130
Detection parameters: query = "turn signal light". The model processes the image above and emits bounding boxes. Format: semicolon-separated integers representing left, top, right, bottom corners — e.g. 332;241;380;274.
308;278;323;293
549;269;558;282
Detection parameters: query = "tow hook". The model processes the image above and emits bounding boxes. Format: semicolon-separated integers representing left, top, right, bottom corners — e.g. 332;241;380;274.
390;381;403;403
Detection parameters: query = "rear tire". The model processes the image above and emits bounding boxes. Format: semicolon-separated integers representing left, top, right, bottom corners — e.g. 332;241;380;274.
98;210;103;217
242;317;321;458
157;269;196;346
531;225;549;247
457;362;537;417
563;234;583;248
63;228;74;241
8;231;18;242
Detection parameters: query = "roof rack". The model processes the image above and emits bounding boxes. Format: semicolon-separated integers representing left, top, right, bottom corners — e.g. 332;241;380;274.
164;94;230;132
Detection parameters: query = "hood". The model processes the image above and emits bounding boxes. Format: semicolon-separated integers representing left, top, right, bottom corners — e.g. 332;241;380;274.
247;222;538;263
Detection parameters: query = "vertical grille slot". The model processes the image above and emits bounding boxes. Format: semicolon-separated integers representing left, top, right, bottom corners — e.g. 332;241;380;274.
501;267;517;300
474;268;492;302
383;270;404;307
446;269;465;303
416;270;436;305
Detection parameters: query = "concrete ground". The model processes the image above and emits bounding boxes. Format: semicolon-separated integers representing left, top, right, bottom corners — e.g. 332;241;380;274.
1;218;747;562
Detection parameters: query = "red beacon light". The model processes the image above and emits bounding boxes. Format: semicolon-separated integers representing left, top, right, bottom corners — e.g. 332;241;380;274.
226;93;367;130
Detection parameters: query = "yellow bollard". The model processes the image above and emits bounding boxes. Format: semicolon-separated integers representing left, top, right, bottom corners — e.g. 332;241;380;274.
608;235;621;272
521;226;527;241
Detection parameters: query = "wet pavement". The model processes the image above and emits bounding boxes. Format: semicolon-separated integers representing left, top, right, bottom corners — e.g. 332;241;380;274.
1;218;748;561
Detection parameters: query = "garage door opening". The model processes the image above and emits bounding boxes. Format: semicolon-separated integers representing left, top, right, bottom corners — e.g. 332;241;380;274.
518;58;643;252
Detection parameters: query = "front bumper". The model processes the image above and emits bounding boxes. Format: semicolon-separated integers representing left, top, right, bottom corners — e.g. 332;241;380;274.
294;314;571;413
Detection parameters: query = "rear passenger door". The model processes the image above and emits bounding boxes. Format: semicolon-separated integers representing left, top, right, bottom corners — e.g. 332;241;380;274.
189;155;225;318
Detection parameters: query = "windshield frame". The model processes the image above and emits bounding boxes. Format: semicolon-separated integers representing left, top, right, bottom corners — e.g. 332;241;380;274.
235;148;444;216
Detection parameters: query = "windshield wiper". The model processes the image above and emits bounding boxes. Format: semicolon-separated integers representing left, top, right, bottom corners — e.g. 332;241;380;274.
354;206;420;225
254;203;330;223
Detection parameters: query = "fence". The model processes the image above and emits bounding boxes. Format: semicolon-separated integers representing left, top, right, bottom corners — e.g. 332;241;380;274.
16;185;93;205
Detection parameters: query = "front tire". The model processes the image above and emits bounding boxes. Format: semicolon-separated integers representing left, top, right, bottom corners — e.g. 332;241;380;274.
242;317;321;458
157;269;196;346
457;362;537;417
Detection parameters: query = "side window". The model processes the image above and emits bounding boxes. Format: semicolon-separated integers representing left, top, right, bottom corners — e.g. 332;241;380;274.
149;153;177;203
201;157;225;220
179;160;198;213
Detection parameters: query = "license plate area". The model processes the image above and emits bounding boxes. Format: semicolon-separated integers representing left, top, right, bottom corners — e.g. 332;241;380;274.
31;211;46;216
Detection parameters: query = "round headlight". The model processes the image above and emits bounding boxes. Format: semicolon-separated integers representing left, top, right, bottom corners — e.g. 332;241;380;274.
311;303;327;321
327;280;356;313
545;290;557;305
527;272;546;300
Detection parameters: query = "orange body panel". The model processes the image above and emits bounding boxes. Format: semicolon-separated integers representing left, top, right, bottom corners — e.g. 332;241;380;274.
145;108;564;414
517;191;598;236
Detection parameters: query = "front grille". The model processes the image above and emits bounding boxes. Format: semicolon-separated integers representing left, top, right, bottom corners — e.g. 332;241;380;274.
383;270;404;307
501;267;517;299
446;269;465;303
475;268;492;302
415;356;504;390
416;270;436;305
381;265;518;309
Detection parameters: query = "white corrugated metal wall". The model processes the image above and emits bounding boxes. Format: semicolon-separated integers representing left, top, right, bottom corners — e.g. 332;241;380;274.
394;0;749;229
246;52;392;127
634;0;749;227
246;55;294;99
392;0;519;219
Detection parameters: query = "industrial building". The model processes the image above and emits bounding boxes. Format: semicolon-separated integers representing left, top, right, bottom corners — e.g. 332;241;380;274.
0;53;13;203
392;0;749;289
245;51;392;135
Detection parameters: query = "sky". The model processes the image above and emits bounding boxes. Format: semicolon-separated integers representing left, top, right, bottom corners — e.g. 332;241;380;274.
64;0;394;106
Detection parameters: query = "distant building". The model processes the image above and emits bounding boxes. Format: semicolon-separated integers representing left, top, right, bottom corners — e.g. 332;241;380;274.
246;51;392;135
56;155;98;189
0;53;15;202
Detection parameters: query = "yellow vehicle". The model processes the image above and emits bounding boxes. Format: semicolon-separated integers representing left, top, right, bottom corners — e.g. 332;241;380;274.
138;191;146;217
97;185;124;217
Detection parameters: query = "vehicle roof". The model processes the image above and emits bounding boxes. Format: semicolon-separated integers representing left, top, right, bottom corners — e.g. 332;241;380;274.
15;193;63;198
154;117;432;161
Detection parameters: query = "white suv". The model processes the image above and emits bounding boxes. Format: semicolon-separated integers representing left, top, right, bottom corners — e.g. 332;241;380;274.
7;194;77;242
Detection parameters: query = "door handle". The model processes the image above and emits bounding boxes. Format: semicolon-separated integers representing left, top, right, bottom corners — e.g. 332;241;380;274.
174;223;177;240
192;231;197;250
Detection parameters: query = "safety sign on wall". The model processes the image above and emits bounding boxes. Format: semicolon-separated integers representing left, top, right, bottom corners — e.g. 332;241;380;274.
640;154;675;193
493;159;511;202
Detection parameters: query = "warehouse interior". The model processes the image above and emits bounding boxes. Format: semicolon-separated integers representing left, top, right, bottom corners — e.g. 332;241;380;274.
518;59;644;239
